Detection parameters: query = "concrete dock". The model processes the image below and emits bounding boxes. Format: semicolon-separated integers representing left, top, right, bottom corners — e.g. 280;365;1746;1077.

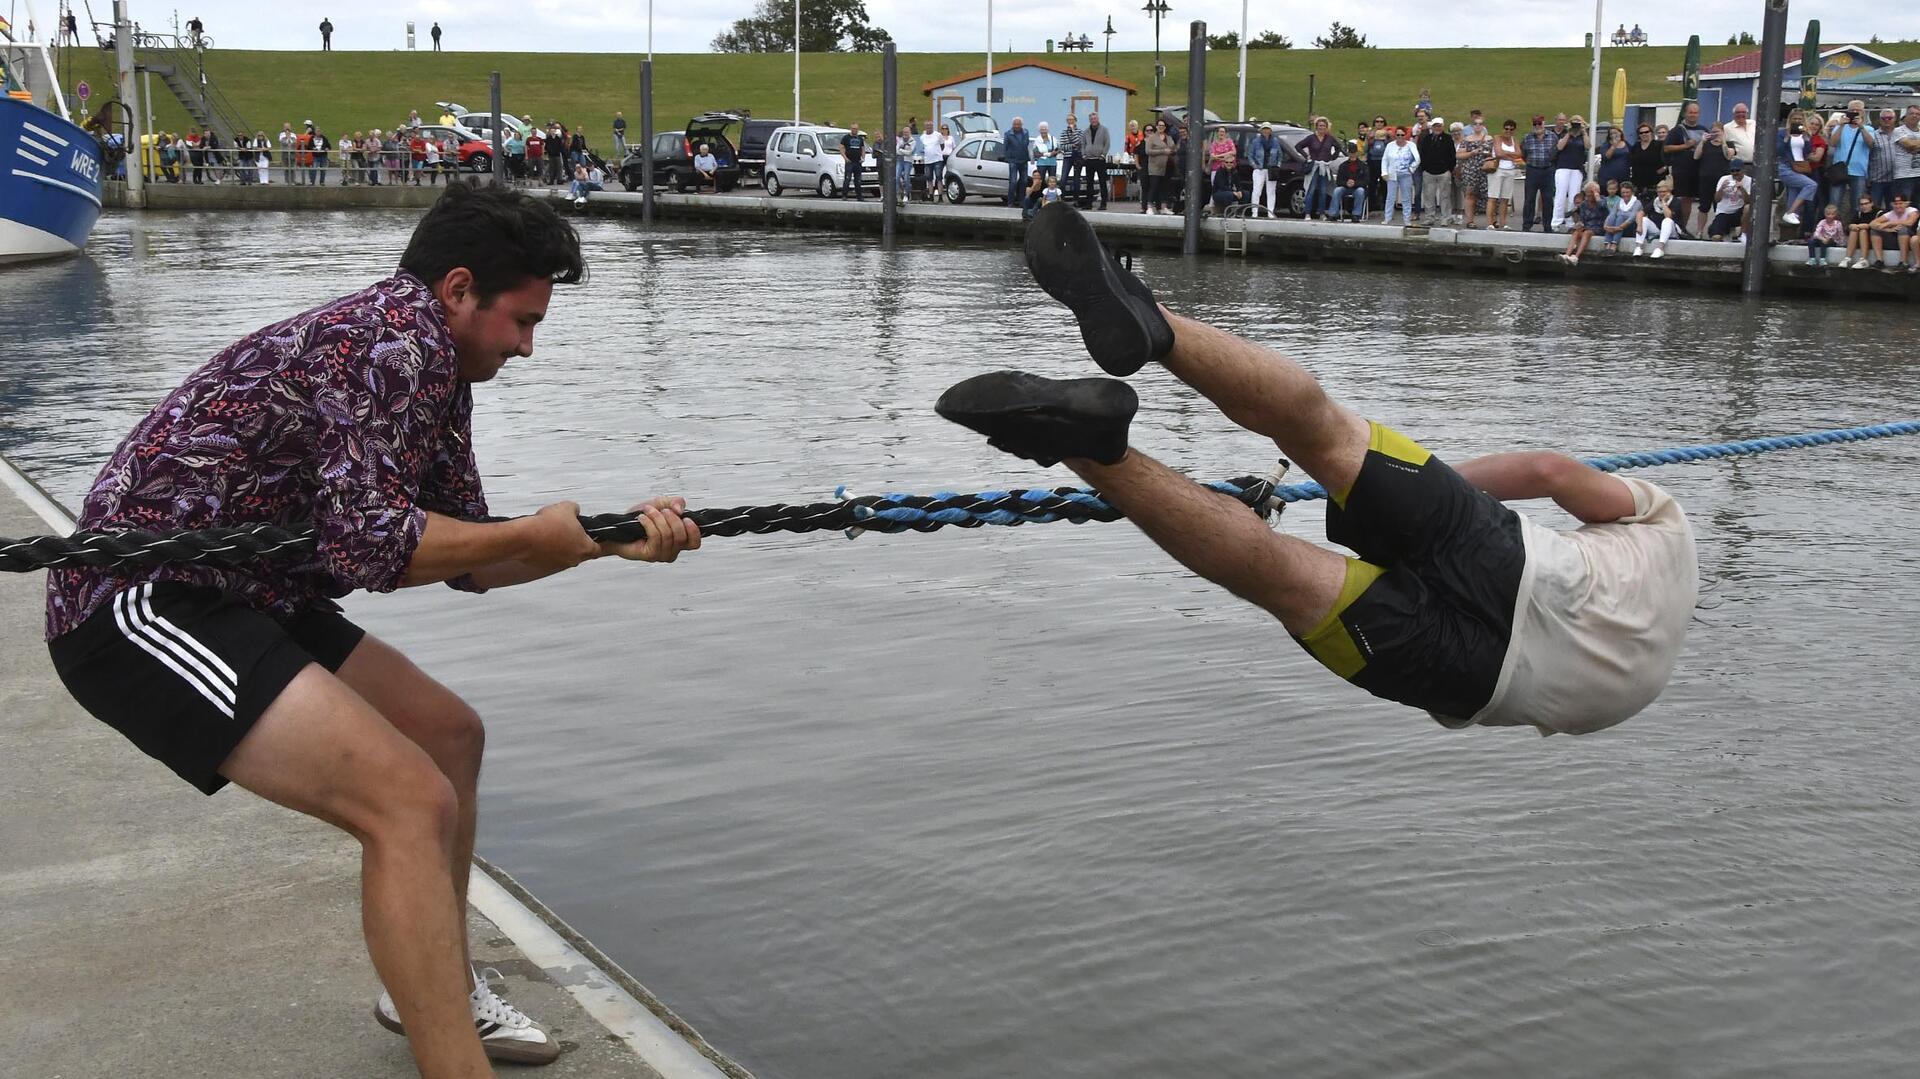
0;462;746;1078
545;187;1919;300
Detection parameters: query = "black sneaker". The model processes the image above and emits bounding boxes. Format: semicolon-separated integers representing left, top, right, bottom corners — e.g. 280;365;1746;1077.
1024;202;1174;377
935;371;1136;467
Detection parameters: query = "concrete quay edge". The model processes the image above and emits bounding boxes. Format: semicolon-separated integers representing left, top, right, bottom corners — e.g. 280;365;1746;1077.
0;450;749;1079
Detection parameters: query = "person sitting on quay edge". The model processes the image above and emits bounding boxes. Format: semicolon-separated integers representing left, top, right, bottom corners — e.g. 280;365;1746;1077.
1329;139;1371;221
569;162;603;205
1840;192;1879;267
1002;117;1031;208
1777;110;1822;229
1806;204;1845;267
1635;178;1681;259
1866;192;1919;272
1706;160;1752;242
691;143;719;193
1600;180;1640;255
1558;180;1607;264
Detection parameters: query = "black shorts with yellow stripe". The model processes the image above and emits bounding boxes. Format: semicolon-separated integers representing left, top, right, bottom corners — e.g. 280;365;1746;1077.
1292;423;1525;723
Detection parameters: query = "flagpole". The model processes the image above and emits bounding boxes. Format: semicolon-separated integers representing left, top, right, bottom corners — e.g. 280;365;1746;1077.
1236;0;1248;119
1587;0;1603;179
793;0;800;123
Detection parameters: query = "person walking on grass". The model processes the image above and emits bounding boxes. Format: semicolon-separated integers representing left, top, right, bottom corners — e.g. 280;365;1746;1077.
46;185;702;1078
938;202;1696;738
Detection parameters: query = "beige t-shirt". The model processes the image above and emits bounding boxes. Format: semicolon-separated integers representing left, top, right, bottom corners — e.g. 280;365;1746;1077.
1470;477;1698;736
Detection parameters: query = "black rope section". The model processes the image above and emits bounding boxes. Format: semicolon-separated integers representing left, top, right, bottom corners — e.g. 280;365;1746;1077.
0;476;1282;573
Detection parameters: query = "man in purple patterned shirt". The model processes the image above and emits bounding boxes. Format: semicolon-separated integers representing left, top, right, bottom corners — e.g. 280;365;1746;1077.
46;184;701;1075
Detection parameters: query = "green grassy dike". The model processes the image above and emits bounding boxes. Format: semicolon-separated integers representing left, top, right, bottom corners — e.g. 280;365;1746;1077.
93;42;1920;143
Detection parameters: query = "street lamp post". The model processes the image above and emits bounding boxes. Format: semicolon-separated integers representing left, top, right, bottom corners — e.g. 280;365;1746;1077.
1143;0;1171;107
1103;16;1116;75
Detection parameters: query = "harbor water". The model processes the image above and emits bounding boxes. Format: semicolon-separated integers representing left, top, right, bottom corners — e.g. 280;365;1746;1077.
4;210;1918;1078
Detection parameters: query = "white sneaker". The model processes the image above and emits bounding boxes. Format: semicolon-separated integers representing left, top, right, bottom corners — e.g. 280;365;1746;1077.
1632;242;1644;257
1782;211;1800;226
1650;245;1664;259
375;967;561;1066
1853;258;1869;269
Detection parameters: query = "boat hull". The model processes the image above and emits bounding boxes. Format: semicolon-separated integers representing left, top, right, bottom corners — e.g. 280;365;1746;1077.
1;96;103;265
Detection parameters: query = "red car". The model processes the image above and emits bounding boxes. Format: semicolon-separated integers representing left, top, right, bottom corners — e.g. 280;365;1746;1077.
413;124;497;173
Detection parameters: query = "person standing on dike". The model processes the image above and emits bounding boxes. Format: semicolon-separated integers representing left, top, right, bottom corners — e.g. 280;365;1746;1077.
44;184;701;1077
938;204;1697;737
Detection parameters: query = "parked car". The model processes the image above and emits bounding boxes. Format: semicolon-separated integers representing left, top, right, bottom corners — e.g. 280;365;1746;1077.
1149;105;1311;216
941;110;999;138
761;125;880;198
434;100;531;143
735;116;816;178
616;115;742;192
412;124;497;173
942;132;1012;204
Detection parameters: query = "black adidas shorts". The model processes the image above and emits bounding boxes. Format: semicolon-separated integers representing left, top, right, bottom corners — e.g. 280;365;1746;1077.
49;582;366;795
1292;423;1526;724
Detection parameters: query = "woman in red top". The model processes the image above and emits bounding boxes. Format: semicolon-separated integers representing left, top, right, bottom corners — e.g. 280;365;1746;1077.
408;131;428;186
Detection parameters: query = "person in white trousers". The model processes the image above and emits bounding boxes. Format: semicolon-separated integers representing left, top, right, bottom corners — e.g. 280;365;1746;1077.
1549;115;1588;231
1247;123;1284;218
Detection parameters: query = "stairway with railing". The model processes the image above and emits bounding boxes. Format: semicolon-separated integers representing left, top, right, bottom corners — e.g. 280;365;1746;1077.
127;28;250;142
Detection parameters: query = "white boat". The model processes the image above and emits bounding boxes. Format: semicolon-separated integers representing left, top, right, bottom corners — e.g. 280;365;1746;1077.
1;4;105;264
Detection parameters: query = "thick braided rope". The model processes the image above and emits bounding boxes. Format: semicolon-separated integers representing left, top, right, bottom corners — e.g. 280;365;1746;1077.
3;421;1915;572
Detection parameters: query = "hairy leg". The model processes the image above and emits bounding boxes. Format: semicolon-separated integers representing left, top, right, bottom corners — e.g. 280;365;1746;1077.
336;636;485;978
220;666;488;1078
1159;310;1372;497
1064;447;1348;634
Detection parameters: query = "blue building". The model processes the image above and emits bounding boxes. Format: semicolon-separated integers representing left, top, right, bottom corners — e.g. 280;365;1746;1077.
1666;44;1897;124
922;60;1137;140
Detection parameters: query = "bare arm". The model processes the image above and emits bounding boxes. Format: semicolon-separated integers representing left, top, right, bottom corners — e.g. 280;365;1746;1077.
401;505;599;588
1454;452;1638;524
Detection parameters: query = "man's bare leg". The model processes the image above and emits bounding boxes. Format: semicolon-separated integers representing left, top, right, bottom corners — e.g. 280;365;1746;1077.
337;637;484;979
1064;447;1349;635
220;665;489;1078
1158;311;1373;498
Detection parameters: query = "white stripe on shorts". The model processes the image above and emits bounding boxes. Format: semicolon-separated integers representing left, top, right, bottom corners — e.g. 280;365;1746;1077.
111;587;237;719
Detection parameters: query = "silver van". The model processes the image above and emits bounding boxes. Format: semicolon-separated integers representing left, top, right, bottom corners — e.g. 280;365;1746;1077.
762;125;880;198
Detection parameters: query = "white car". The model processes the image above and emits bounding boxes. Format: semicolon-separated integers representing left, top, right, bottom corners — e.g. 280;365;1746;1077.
761;126;880;198
943;133;1013;204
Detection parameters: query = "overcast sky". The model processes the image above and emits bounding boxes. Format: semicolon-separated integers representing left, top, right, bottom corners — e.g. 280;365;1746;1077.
20;1;1914;53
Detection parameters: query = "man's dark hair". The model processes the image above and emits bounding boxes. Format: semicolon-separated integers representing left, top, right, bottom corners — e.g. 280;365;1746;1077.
400;182;585;302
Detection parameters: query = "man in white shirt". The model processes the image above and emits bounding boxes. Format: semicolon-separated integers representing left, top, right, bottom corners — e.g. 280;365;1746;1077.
1707;162;1752;240
691;143;719;192
917;121;946;202
939;204;1697;736
1722;102;1756;166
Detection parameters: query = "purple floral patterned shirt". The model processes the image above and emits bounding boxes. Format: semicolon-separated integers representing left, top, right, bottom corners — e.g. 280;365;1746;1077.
46;272;488;640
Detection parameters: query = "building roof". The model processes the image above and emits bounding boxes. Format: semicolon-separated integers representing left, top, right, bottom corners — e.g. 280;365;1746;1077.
921;59;1138;96
1685;44;1895;81
1835;56;1920;86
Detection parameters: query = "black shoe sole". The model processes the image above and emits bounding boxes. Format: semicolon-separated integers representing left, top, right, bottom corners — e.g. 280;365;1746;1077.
1023;203;1172;377
936;371;1136;467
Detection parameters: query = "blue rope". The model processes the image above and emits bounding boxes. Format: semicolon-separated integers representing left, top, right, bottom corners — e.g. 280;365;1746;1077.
850;420;1920;529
